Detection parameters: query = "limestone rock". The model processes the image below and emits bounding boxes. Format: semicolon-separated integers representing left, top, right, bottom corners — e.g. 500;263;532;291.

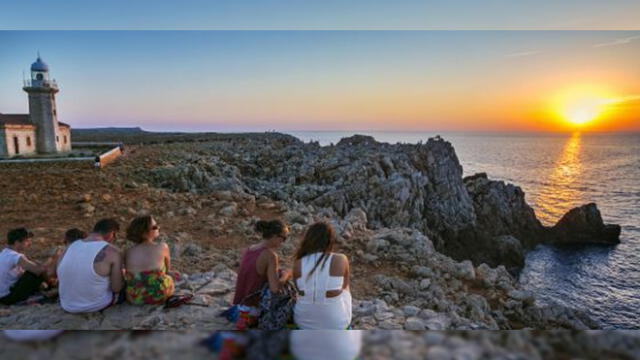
548;203;621;245
404;317;426;330
218;203;238;217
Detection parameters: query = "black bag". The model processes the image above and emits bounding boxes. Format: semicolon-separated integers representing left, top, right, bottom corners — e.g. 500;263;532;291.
256;281;298;330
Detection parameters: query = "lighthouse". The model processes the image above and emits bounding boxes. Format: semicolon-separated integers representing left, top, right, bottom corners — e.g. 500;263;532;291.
0;56;71;158
22;55;62;154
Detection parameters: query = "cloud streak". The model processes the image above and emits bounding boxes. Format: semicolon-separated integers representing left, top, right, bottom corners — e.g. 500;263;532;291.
594;35;640;48
603;95;640;106
505;50;540;58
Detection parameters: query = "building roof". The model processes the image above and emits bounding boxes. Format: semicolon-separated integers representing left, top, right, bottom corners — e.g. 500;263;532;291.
31;56;49;72
0;113;70;128
0;114;33;128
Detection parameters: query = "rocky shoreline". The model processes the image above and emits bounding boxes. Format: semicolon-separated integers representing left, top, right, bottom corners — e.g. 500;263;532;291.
0;204;604;330
0;132;624;330
141;133;620;271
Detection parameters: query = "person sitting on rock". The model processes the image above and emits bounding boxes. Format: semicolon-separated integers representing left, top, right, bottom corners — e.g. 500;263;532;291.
232;219;292;329
0;228;58;305
64;228;87;246
293;222;352;329
124;215;175;305
57;218;124;313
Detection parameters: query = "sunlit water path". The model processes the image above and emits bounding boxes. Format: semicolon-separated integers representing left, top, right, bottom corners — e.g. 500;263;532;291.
288;131;640;329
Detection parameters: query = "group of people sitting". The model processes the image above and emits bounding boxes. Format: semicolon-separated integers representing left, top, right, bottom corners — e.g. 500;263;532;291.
1;216;176;312
232;219;352;330
0;216;352;331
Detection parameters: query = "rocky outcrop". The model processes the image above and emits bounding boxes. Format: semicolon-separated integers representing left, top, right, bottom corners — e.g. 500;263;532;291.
318;211;597;330
463;172;544;248
547;203;622;245
148;155;248;194
0;132;625;331
134;134;621;271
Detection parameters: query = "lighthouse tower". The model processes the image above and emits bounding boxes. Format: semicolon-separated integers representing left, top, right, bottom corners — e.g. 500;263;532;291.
22;55;60;154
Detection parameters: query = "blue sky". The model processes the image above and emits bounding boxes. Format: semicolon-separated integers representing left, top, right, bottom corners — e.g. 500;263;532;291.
1;1;639;30
1;31;638;132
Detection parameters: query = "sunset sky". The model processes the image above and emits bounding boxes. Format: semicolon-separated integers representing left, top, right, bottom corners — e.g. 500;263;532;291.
0;31;639;132
1;1;639;30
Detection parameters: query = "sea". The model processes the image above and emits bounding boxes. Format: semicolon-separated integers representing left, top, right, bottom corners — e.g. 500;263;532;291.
286;131;640;329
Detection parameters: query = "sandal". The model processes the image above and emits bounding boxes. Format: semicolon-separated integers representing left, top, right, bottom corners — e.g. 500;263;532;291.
164;294;194;309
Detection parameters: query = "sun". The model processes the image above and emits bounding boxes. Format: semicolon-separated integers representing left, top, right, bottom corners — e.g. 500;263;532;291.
562;98;603;126
552;85;614;128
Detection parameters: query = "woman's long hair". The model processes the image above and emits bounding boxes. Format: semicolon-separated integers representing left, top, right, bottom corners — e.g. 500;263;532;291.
294;222;336;279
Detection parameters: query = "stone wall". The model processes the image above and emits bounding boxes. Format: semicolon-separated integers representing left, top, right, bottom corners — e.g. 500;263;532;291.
57;126;72;152
2;126;37;157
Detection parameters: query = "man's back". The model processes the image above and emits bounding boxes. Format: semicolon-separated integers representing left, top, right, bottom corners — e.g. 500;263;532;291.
57;240;114;313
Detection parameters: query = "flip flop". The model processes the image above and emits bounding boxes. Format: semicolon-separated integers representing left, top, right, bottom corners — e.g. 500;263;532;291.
164;294;194;309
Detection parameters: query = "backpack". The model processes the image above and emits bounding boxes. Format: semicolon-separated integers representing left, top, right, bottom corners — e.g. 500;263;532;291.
256;281;298;330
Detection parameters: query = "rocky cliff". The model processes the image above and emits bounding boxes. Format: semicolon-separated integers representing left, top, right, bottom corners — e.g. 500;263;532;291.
0;132;623;330
141;134;620;272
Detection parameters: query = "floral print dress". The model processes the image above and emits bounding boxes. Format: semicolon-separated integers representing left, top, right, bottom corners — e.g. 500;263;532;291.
125;263;175;305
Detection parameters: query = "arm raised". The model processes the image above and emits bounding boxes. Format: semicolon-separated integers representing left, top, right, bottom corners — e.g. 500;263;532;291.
17;256;44;276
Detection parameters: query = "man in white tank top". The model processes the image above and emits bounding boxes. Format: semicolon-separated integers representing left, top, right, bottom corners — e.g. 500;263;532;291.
57;218;124;313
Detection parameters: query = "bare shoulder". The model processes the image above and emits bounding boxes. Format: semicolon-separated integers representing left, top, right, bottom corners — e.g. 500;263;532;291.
334;253;349;264
107;244;122;256
258;248;278;267
333;253;349;270
265;248;278;260
94;244;121;264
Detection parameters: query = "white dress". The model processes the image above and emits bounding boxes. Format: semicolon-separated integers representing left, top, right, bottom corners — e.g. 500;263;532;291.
294;253;352;329
290;330;362;360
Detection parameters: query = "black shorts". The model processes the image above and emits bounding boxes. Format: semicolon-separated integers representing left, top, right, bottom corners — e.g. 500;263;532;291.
0;272;44;305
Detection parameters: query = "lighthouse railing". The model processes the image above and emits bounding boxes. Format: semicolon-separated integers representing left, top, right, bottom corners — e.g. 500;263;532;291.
23;78;58;89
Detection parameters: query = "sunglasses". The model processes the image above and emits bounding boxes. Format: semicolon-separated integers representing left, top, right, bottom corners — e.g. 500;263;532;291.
151;225;160;230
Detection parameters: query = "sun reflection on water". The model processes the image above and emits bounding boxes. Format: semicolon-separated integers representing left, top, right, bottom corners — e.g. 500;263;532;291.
535;132;585;225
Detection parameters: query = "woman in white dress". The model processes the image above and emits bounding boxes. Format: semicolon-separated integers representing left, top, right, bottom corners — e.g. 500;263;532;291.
290;330;362;360
293;222;352;330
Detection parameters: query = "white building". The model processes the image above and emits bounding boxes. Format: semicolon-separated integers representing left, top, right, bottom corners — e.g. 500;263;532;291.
0;56;71;158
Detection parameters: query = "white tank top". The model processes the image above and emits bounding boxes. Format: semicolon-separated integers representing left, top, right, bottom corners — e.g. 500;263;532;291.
57;240;113;313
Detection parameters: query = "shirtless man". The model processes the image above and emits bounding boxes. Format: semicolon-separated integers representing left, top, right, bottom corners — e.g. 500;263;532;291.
57;218;124;313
